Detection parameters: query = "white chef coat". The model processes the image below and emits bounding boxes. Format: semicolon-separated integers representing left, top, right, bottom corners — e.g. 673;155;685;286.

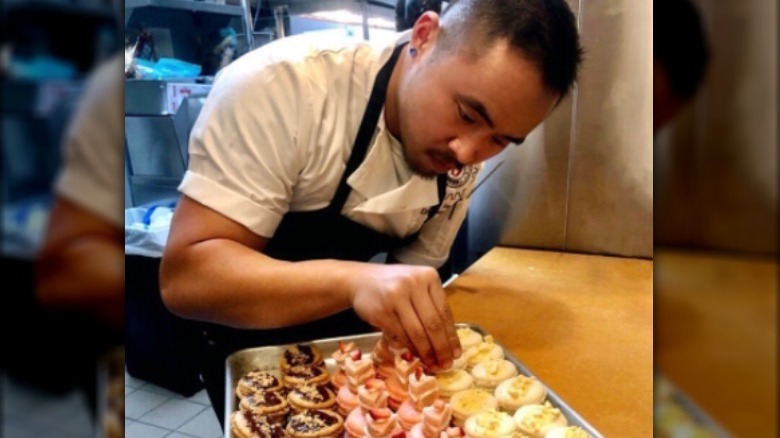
55;54;124;227
179;31;481;268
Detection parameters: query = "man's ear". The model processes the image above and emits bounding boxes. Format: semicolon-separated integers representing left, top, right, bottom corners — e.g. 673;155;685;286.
410;11;441;55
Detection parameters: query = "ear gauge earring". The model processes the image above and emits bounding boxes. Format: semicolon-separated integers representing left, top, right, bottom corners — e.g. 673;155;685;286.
409;47;418;57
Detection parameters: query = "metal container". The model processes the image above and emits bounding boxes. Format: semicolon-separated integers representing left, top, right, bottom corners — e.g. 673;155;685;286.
224;323;603;437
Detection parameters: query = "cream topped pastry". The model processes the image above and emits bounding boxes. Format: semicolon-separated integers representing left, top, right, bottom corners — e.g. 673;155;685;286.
409;368;440;409
236;370;284;399
464;336;504;371
435;369;475;399
464;410;517;438
387;351;422;409
358;379;390;412
544;426;592;438
494;376;547;412
423;399;454;435
457;327;484;351
450;389;498;427
346;349;376;392
331;341;358;389
364;408;402;438
513;403;568;437
471;359;518;390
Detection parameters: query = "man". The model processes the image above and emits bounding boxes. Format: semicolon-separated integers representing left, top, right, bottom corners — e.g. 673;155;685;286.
654;0;709;132
161;0;582;422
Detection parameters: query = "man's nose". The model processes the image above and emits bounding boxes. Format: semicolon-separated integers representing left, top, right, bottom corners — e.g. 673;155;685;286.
448;136;481;165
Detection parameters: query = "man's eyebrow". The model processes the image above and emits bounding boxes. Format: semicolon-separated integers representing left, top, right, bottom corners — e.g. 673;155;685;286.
459;94;495;128
459;94;525;145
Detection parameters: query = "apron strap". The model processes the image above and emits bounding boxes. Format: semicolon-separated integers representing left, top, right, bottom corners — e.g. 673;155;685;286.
329;42;408;215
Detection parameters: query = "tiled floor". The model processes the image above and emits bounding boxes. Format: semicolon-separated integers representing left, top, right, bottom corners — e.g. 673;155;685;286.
125;372;223;438
1;373;93;438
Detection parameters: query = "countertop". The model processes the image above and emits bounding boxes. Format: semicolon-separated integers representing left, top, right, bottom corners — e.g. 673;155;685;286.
446;246;653;436
655;249;777;436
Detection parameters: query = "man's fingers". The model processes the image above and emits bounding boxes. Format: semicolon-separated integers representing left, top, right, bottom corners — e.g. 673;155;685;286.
429;281;461;358
395;300;434;367
411;287;453;371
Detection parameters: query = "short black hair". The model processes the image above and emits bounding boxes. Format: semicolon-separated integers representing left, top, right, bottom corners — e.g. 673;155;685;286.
654;0;710;100
437;0;584;98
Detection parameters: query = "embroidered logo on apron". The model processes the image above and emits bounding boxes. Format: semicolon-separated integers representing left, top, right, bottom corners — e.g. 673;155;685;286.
447;165;478;189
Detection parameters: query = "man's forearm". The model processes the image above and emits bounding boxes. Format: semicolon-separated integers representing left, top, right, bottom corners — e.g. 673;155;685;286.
37;237;124;327
160;238;360;329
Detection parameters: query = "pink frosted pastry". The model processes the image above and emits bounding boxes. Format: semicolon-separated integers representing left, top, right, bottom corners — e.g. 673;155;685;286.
409;368;440;410
346;349;376;392
358;379;389;412
345;408;368;438
365;408;403;438
338;385;360;416
331;341;358;390
397;399;423;431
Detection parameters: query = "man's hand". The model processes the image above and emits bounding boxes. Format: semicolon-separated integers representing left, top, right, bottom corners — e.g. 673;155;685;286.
347;264;461;371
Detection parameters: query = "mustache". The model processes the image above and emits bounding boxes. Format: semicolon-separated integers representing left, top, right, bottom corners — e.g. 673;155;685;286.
430;150;462;169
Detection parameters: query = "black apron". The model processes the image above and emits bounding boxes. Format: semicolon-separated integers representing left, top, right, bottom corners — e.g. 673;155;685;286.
200;41;448;426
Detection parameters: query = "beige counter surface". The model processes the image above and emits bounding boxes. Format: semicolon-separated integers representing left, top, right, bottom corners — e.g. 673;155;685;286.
447;247;653;436
655;249;777;436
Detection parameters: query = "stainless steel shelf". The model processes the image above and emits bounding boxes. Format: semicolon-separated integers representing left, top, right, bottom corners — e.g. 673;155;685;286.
125;0;244;16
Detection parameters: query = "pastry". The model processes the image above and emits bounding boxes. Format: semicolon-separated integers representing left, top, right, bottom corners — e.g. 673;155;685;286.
409;368;439;409
470;359;518;390
435;369;475;399
442;426;466;437
345;408;368;438
231;410;286;438
396;399;423;431
283;364;330;388
236;370;284;399
513;403;568;437
422;399;454;435
371;338;397;380
464;410;516;438
337;385;360;416
364;408;403;438
387;352;422;410
281;344;324;374
464;336;504;371
544;426;592;438
358;378;390;412
288;384;337;412
331;341;358;390
450;389;498;427
457;327;484;351
494;376;547;412
285;409;344;438
238;390;290;424
346;349;376;391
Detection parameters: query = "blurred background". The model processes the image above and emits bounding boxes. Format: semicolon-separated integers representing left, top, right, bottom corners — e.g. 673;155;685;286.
653;0;777;436
1;0;124;436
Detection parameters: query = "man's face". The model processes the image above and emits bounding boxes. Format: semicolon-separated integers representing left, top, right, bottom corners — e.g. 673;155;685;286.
397;39;559;177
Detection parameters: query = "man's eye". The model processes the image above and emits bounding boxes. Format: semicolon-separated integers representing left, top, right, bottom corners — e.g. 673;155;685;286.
492;136;509;147
458;104;475;123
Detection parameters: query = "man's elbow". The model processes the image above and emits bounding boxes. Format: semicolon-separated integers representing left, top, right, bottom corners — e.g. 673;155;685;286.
159;256;199;319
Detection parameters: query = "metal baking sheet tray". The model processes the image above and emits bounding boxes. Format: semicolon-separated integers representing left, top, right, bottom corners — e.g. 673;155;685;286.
654;373;731;437
225;323;602;438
